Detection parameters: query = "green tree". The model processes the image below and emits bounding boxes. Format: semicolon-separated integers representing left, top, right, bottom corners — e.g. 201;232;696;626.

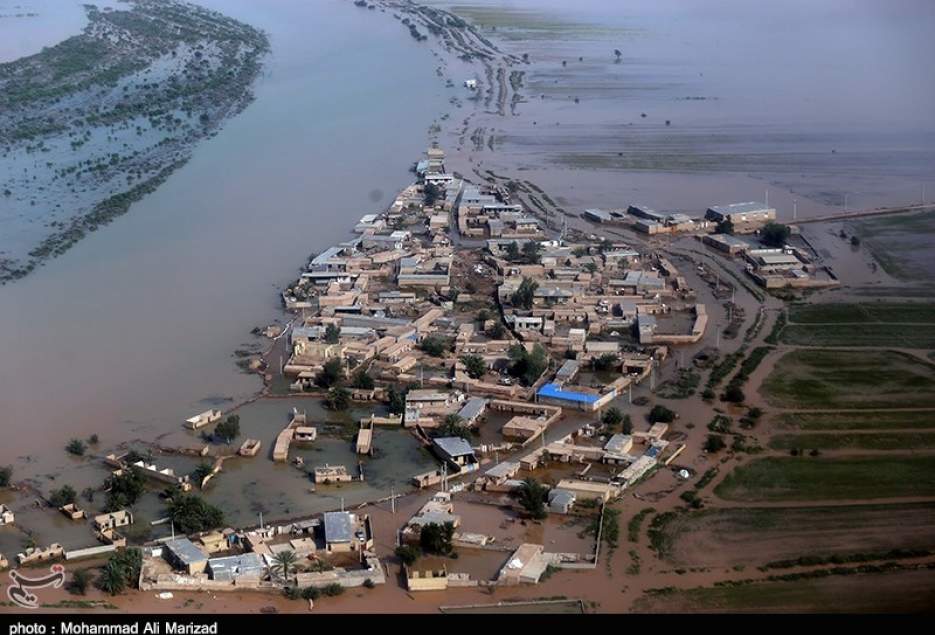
602;407;623;428
324;386;351;411
487;321;505;339
351;368;374;390
508;343;549;386
104;467;147;512
704;434;726;453
324;323;340;344
97;561;127;595
316;358;345;388
761;222;791;248
436;414;471;439
521;240;542;265
648;405;676;424
395;544;421;566
420;521;455;556
505;241;521;262
621;414;633;435
593;353;618;372
423;182;441;206
49;485;77;508
518;478;548;520
386;385;407;415
214;414;240;444
192;463;214;485
66;439;86;457
510;277;538;310
271;550;298;582
722;384;745;403
420;335;448;357
167;493;224;534
460;354;487;379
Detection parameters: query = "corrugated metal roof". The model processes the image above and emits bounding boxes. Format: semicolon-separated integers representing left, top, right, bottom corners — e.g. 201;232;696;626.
537;383;600;405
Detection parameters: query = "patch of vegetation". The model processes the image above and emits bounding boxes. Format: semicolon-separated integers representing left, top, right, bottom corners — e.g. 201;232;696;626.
774;410;935;431
715;455;935;502
166;493;224;534
657;369;701;399
517;477;548;519
769;431;935;451
648;511;678;559
627;507;655;542
761;349;935;409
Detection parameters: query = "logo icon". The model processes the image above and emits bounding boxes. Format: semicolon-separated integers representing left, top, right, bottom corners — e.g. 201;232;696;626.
7;564;66;609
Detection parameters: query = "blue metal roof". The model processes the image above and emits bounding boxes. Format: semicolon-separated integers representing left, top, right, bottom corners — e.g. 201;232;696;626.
537;383;600;405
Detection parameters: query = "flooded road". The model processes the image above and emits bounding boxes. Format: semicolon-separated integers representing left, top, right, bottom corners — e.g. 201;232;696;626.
0;0;449;476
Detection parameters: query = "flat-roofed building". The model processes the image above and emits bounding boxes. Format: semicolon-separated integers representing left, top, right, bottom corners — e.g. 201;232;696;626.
163;538;209;575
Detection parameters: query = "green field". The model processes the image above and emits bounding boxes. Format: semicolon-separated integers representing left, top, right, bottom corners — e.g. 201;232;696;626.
714;455;935;502
779;323;935;348
761;349;935;409
653;502;935;568
769;432;935;451
632;568;935;613
774;410;935;431
788;302;935;324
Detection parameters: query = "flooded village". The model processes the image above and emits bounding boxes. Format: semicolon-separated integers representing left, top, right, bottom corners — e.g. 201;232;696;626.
1;0;934;618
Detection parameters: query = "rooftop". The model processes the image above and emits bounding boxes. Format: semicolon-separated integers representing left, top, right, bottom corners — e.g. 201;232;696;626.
323;511;354;544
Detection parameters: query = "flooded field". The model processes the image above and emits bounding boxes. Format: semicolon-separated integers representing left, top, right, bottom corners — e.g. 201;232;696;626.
433;0;935;216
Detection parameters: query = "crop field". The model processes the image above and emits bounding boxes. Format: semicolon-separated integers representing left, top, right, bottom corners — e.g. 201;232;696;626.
768;431;935;451
773;410;935;431
714;455;935;502
650;503;935;568
787;302;935;324
779;323;935;348
633;568;935;613
761;349;935;409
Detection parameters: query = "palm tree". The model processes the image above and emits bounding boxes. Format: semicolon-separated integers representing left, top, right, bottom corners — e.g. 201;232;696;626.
271;550;298;583
97;562;127;596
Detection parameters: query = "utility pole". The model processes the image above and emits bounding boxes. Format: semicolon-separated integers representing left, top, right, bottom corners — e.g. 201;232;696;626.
628;382;632;405
259;512;263;530
341;497;345;512
793;199;798;221
391;488;396;514
765;189;769;209
844;193;849;212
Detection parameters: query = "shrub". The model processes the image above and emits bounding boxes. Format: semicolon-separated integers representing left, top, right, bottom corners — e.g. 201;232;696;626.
66;439;86;456
648;405;676;424
49;485;77;508
322;583;344;597
703;434;726;453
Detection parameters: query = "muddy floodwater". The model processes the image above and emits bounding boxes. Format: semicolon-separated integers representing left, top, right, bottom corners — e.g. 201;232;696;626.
0;0;449;478
1;0;934;551
435;0;935;217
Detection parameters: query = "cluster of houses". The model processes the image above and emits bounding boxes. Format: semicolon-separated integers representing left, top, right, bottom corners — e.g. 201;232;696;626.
701;232;838;289
138;510;382;592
